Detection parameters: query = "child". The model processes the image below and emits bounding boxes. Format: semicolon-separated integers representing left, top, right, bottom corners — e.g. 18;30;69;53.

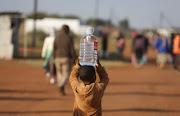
69;59;109;116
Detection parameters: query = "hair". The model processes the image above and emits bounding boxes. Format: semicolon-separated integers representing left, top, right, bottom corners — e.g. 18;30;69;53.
61;25;70;34
78;66;95;83
136;34;143;39
119;33;124;38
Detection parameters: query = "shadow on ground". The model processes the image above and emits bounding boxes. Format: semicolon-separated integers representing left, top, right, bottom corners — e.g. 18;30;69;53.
1;108;180;114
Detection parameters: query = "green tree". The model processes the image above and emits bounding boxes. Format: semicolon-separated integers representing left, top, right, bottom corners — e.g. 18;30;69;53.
47;14;61;18
86;18;106;26
86;18;114;27
62;15;79;19
119;19;129;31
26;12;47;19
27;30;48;48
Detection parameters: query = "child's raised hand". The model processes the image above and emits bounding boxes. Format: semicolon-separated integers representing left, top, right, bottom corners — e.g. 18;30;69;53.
78;52;81;66
96;55;101;67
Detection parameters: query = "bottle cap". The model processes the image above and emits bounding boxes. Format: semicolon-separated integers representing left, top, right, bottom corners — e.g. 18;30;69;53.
86;27;95;35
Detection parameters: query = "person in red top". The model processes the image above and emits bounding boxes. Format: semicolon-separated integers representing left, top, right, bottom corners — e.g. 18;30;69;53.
173;34;180;70
116;33;125;59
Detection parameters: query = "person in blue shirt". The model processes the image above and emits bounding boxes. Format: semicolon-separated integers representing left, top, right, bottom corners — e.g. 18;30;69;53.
153;33;171;68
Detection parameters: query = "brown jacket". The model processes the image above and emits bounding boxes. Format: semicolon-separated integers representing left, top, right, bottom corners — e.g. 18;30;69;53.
69;64;109;116
53;32;75;59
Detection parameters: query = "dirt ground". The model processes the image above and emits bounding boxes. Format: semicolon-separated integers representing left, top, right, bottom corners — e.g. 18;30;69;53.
0;58;180;116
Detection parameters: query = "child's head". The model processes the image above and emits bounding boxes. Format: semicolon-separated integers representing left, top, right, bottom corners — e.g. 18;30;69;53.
78;66;96;84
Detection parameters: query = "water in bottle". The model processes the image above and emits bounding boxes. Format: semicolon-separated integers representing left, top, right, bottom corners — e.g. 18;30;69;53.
79;27;98;66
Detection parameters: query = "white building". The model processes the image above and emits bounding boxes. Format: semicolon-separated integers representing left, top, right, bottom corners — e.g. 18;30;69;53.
0;12;21;60
25;18;88;35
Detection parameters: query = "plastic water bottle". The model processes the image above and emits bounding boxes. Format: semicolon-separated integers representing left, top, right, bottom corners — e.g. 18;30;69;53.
79;27;98;66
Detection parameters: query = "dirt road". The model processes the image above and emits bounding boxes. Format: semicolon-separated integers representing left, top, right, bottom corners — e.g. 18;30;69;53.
0;60;180;116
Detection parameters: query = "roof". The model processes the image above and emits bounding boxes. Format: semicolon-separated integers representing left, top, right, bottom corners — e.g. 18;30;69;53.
0;12;22;17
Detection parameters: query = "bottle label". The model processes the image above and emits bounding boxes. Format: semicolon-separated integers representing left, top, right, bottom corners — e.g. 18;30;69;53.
94;42;98;50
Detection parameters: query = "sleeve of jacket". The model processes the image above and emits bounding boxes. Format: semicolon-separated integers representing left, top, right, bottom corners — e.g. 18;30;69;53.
96;65;109;92
153;39;159;49
69;37;76;60
69;64;80;91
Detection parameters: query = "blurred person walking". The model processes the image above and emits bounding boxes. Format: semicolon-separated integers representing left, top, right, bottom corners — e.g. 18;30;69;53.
173;34;180;70
143;34;149;63
101;33;109;59
53;25;76;95
132;34;145;68
41;29;56;84
153;33;170;69
131;31;138;63
116;33;125;59
169;33;176;64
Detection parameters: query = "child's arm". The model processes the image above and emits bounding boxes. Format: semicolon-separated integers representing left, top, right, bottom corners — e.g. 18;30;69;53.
69;64;80;91
96;62;109;92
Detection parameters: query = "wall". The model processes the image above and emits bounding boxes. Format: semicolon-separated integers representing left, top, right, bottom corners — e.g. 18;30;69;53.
0;15;13;60
24;18;88;35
